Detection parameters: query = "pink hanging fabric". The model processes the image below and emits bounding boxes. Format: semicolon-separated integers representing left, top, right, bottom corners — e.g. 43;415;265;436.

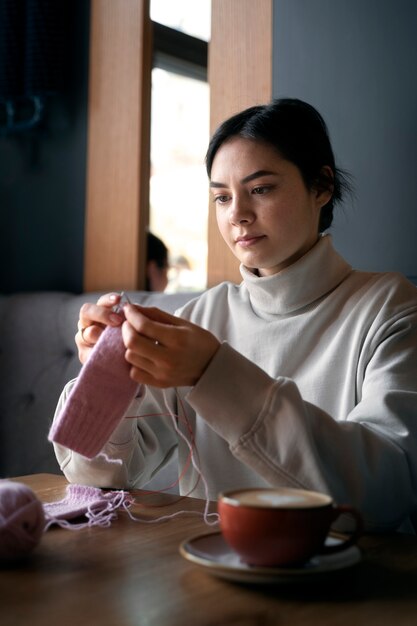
48;324;140;458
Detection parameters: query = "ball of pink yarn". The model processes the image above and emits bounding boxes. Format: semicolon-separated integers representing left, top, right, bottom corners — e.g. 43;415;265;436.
0;480;45;560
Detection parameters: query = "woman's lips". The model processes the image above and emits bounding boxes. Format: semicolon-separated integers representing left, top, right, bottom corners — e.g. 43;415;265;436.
236;235;265;248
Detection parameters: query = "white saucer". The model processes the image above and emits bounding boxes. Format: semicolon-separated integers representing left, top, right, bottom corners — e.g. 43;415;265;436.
179;531;361;584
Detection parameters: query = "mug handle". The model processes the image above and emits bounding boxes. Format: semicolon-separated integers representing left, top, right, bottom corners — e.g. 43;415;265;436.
320;505;363;554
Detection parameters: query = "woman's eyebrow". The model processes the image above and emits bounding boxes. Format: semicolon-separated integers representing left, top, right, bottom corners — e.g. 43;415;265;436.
241;170;275;184
210;169;275;188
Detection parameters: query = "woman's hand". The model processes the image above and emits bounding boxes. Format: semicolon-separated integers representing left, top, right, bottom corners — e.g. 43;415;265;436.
75;293;125;364
122;303;220;388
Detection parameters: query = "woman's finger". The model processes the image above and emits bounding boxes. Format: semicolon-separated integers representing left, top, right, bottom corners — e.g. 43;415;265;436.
76;323;104;347
128;304;184;325
96;292;121;307
79;301;124;330
75;295;124;364
122;319;163;359
123;303;185;347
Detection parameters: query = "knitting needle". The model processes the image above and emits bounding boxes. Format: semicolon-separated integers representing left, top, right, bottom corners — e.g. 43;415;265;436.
112;291;132;314
120;291;133;305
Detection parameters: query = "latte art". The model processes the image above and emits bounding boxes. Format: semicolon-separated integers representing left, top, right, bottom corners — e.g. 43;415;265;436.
223;488;332;509
257;493;311;507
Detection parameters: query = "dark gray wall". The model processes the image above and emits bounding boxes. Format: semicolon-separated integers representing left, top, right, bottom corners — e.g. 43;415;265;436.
273;0;417;282
0;1;90;294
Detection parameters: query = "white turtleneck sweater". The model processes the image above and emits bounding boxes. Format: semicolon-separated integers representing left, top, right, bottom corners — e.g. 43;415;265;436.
53;235;417;532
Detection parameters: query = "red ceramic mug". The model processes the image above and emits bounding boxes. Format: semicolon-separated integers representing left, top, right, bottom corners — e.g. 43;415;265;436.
218;487;362;567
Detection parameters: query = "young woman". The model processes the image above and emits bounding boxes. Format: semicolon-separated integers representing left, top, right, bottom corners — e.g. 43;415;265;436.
53;99;417;532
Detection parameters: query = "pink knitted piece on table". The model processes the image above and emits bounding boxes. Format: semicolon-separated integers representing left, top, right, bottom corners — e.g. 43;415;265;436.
43;484;132;530
48;324;139;458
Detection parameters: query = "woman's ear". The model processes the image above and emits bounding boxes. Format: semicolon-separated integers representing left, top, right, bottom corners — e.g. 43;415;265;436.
315;165;334;207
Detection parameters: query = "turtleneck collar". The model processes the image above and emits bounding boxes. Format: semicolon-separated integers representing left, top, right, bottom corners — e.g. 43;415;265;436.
239;235;352;315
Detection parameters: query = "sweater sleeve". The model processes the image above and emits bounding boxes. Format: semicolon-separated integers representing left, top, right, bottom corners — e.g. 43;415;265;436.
52;379;178;490
186;309;417;532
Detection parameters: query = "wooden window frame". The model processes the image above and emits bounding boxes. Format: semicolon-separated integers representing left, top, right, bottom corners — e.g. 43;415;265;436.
84;0;152;292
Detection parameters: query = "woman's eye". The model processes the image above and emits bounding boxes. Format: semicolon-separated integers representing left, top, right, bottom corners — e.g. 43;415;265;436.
213;194;230;204
252;186;270;195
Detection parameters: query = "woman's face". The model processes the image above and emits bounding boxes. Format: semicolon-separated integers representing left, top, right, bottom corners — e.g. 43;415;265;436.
210;137;332;276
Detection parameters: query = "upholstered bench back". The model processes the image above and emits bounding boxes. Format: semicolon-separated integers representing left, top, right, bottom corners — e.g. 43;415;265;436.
0;290;200;479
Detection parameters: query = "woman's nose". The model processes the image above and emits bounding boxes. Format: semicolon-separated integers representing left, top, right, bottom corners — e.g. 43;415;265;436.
229;197;254;225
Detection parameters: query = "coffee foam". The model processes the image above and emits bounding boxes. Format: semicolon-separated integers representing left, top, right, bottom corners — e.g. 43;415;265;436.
222;488;332;509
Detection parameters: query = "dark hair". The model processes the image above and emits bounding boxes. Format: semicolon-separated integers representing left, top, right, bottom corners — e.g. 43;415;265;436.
147;231;168;268
205;98;352;232
146;232;168;290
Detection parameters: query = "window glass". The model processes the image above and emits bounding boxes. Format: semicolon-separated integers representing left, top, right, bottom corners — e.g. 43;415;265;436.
150;67;209;292
150;0;211;41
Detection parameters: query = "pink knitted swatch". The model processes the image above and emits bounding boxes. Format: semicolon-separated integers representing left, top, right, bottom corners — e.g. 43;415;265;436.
48;325;139;458
43;484;132;530
42;483;219;530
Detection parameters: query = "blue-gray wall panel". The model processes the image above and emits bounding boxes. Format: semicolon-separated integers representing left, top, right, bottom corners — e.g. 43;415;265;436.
273;0;417;281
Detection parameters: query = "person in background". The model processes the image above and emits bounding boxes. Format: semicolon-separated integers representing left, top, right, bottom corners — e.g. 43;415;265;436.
53;98;417;533
146;231;169;292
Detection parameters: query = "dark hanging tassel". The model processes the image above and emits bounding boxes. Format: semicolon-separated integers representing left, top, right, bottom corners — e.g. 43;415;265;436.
0;0;26;99
23;0;66;98
0;0;69;134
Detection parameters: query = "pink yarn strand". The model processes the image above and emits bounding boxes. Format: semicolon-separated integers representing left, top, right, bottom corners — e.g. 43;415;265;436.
119;389;219;526
146;389;218;526
43;387;220;531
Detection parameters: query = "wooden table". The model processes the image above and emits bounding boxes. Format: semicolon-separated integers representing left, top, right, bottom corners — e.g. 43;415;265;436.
1;474;417;626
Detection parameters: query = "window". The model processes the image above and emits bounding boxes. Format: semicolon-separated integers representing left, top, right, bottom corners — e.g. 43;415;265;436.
150;0;210;41
149;1;210;292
